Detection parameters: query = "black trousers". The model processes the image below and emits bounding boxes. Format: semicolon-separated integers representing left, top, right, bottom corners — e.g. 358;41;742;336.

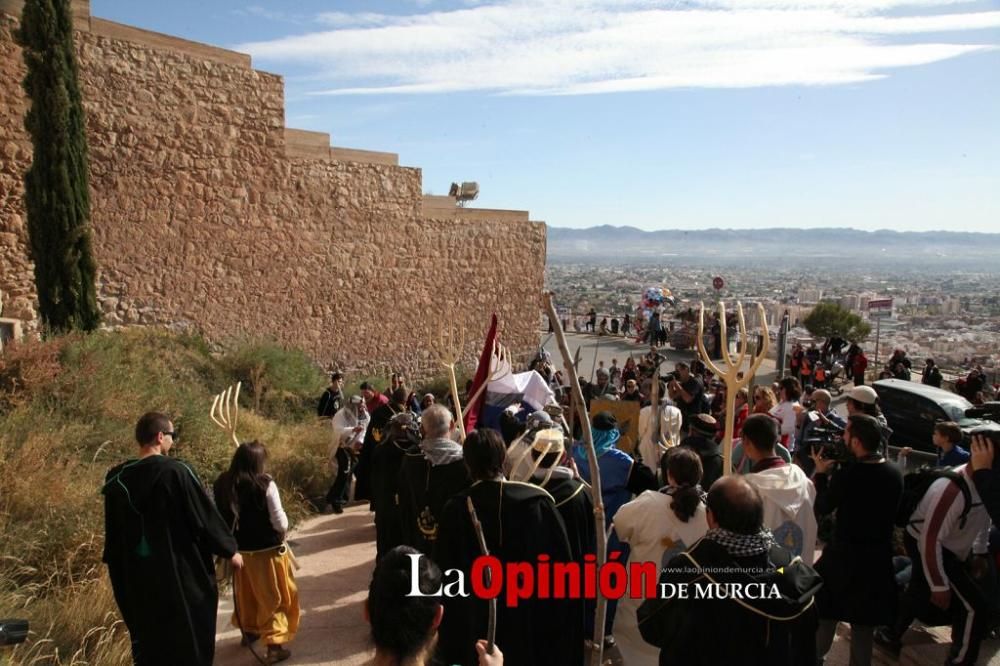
326;448;354;506
890;533;991;665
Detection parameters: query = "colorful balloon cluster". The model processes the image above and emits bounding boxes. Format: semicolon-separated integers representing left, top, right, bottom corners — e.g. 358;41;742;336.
637;286;675;325
642;286;673;309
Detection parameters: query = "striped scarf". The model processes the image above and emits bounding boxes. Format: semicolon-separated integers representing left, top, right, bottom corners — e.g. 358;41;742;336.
704;527;776;558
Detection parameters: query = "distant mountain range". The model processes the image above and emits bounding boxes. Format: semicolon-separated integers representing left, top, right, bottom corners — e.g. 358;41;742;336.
546;226;1000;267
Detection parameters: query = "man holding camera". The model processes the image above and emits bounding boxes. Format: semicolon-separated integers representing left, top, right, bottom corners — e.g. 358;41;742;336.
667;361;706;431
795;389;846;476
810;414;903;665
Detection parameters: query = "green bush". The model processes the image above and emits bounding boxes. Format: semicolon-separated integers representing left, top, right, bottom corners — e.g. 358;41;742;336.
219;338;327;422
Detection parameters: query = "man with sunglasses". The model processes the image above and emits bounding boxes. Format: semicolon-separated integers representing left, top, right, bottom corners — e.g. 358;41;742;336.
103;411;242;666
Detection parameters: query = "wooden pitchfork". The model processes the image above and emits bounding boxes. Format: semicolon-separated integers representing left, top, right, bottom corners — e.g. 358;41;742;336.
461;340;513;418
696;302;769;476
210;382;242;448
466;497;497;654
434;323;467;441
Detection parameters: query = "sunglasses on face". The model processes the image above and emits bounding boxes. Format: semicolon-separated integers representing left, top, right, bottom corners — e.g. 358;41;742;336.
162;431;178;440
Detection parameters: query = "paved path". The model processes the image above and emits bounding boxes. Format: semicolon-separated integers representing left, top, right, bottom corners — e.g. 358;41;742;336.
215;504;378;666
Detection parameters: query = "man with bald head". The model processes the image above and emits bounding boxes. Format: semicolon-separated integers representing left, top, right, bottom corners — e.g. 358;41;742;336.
638;476;818;665
795;388;846;476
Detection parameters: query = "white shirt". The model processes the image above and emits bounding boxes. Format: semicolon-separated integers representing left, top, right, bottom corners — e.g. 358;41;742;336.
769;400;801;447
265;481;289;534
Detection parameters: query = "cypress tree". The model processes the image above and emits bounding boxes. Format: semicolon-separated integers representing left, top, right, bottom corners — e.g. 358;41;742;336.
18;0;101;333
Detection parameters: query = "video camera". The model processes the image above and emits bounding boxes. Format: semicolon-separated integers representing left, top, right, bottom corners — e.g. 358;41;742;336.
0;619;28;646
966;403;1000;423
804;424;849;463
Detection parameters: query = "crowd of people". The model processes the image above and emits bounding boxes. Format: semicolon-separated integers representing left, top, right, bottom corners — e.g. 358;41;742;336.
98;341;1000;665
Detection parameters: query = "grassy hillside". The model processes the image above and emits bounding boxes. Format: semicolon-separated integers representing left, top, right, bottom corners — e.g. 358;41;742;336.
0;329;339;664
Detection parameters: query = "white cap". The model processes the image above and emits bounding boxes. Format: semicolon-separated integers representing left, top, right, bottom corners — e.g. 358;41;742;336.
847;385;878;405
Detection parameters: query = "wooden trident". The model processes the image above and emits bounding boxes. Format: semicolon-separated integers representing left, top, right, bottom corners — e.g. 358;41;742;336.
434;323;467;441
210;382;242;448
696;302;769;476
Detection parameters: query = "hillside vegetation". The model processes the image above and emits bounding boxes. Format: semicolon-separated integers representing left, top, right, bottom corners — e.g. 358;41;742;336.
0;329;338;664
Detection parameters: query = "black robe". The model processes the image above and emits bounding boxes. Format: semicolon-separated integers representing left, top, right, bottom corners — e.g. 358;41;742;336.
370;436;410;558
356;402;403;501
397;449;470;555
434;480;584;666
102;455;237;666
532;474;596;564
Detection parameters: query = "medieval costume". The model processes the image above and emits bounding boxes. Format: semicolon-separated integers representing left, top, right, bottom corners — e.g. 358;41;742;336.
370;413;421;558
638;530;820;665
213;451;299;658
103;456;237;666
396;435;470;555
614;486;709;666
325;397;369;512
434;479;584;666
356;390;406;502
744;457;818;565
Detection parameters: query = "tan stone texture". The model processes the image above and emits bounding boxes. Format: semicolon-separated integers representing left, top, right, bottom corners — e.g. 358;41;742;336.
0;11;546;379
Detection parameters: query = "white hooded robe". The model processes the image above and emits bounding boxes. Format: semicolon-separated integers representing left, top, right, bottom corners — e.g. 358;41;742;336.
612;489;709;666
745;463;817;565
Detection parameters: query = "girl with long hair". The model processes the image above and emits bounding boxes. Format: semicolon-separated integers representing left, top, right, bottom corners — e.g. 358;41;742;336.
611;447;709;665
214;441;299;664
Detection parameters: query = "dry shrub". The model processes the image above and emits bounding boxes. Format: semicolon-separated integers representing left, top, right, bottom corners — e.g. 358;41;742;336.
0;336;71;410
0;328;350;663
4;577;130;666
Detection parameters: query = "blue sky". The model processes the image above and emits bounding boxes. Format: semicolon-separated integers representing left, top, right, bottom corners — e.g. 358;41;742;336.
92;0;1000;232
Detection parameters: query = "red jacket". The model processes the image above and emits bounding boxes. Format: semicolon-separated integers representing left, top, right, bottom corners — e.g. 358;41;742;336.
852;353;868;376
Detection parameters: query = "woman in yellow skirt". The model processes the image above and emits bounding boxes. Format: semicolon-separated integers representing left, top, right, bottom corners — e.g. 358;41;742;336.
215;441;300;664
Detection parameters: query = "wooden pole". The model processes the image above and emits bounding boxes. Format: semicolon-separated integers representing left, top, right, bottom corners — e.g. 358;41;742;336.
543;292;607;666
696;302;769;476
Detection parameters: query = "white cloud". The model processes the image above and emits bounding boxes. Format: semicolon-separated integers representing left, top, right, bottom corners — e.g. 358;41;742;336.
234;0;1000;95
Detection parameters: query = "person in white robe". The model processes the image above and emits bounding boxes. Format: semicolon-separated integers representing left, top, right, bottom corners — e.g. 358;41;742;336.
741;413;817;565
612;446;709;665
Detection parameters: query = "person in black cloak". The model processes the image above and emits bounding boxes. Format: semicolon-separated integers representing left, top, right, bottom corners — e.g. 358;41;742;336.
509;426;596;565
397;404;471;554
434;428;583;666
102;411;242;666
357;387;410;505
371;411;422;558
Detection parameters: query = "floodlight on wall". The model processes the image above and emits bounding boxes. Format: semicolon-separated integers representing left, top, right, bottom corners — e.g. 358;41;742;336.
449;181;479;207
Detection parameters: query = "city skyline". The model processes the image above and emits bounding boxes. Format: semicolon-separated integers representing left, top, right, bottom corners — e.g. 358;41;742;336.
92;0;1000;232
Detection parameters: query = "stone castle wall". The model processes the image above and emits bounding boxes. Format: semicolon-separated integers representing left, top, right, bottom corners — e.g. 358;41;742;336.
0;7;546;379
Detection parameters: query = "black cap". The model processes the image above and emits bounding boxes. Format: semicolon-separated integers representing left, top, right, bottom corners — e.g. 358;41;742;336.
360;381;372;391
592;411;618;432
